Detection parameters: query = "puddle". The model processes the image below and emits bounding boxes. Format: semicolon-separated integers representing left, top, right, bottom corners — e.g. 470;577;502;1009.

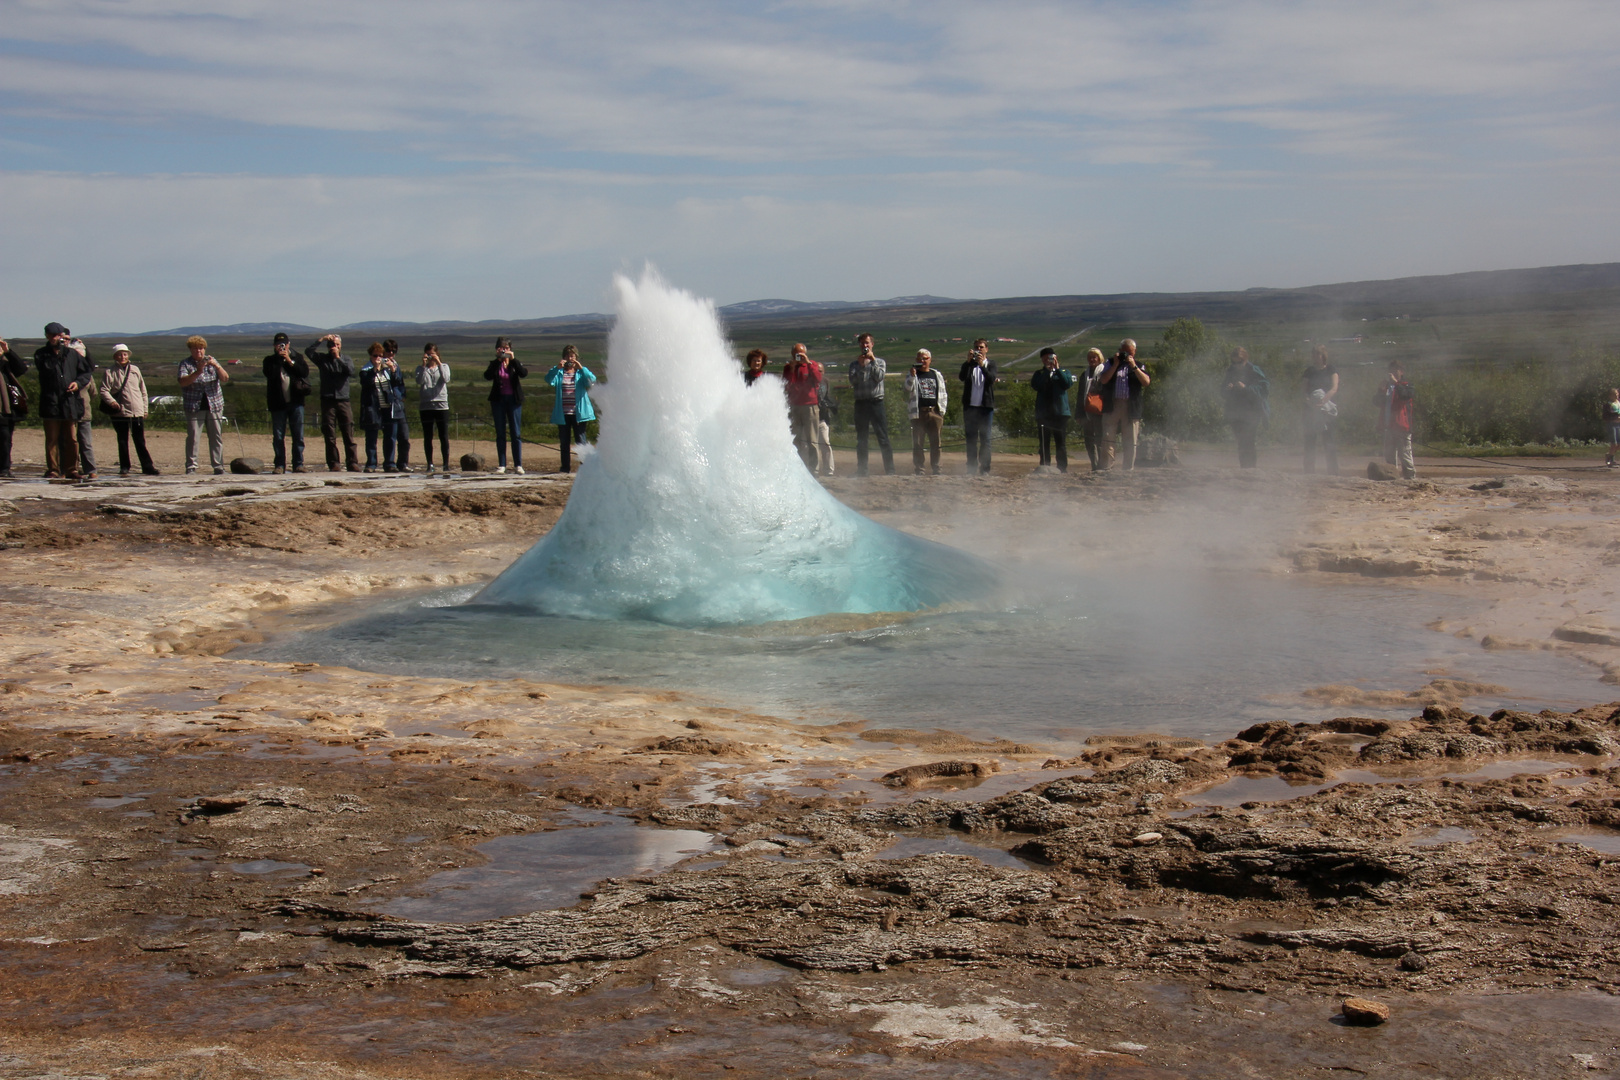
878;833;1033;869
87;795;144;809
1403;826;1478;847
1187;759;1592;807
229;860;310;875
1544;828;1620;855
376;812;718;923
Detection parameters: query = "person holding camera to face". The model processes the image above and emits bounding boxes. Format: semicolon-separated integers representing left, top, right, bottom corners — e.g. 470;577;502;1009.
358;343;387;471
546;345;596;474
783;344;824;474
306;333;359;471
485;336;528;474
264;332;310;473
958;338;1000;474
416;343;452;473
33;322;95;480
177;335;230;475
1097;339;1150;471
380;339;411;472
1030;347;1074;473
847;332;894;476
0;335;33;479
904;349;948;475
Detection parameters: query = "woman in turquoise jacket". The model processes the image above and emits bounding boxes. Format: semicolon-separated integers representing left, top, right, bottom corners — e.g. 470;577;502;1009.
545;344;597;473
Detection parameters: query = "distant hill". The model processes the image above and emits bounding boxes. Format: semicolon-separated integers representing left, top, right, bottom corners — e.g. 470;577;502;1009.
94;262;1620;339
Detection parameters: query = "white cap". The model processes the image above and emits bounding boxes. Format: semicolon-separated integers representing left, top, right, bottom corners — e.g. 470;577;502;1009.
111;343;131;354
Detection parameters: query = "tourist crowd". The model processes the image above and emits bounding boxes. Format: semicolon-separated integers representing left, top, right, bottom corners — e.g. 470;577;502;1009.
0;321;1436;482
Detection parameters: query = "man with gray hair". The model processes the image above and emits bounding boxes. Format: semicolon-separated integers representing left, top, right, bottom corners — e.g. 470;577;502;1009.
1097;339;1150;470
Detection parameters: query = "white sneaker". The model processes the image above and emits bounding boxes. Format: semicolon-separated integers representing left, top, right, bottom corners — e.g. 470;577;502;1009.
515;465;526;475
495;466;506;474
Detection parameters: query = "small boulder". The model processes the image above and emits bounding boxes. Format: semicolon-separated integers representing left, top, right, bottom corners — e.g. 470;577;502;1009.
1398;951;1428;972
460;452;486;473
1131;831;1163;846
229;457;264;475
1340;996;1390;1025
1366;461;1400;481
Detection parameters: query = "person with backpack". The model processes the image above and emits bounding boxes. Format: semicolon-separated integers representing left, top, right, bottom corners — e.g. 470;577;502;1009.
264;332;311;473
0;337;30;479
1221;346;1270;468
98;345;159;476
1377;358;1416;479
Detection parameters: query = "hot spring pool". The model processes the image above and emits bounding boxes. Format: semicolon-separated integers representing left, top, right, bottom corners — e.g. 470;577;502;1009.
254;566;1606;749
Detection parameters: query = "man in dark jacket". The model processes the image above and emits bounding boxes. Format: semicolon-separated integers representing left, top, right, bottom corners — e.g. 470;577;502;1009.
265;332;311;473
0;336;30;478
1098;339;1150;471
958;338;999;474
1029;347;1074;473
33;322;95;480
306;334;358;471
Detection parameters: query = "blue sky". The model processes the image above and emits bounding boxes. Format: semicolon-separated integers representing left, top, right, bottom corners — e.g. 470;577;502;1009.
1;0;1616;334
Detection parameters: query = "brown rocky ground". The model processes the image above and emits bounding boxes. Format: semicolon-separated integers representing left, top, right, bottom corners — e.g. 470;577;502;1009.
2;454;1619;1078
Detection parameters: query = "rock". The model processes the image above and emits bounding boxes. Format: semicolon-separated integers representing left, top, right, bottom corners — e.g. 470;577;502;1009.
1340;996;1389;1025
459;452;486;472
879;760;997;788
1553;615;1620;647
1366;461;1400;481
229;457;264;475
1132;832;1163;846
1398;951;1428;972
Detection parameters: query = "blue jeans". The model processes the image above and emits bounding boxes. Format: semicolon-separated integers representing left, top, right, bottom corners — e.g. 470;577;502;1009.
493;397;522;467
363;424;380;468
271;405;304;469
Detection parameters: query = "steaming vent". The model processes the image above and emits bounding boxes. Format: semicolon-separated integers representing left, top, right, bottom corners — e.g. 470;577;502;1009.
475;268;999;626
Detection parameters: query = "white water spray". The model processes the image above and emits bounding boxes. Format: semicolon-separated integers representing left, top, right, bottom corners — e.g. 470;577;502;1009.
475;269;998;626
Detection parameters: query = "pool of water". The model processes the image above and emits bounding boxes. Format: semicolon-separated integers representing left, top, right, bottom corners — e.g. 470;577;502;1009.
376;812;717;923
254;566;1605;748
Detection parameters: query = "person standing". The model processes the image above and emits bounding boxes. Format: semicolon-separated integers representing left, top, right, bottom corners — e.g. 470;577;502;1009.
958;338;999;474
177;335;229;474
264;332;310;473
783;344;823;473
485;336;528;474
1098;339;1149;470
1029;348;1074;473
1377;358;1416;479
98;345;158;476
416;343;451;474
1079;347;1107;472
546;345;596;474
76;356;99;481
1302;345;1339;475
903;349;948;475
847;333;894;476
743;349;769;386
815;353;836;476
357;343;386;472
1222;347;1269;469
380;339;410;472
0;336;30;479
1604;389;1620;469
33;322;95;480
306;334;359;471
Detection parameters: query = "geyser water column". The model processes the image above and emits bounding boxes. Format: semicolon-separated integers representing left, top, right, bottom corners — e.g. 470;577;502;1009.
475;269;998;626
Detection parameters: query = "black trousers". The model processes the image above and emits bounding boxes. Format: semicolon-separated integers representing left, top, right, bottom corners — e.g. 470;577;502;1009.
963;406;994;473
321;399;358;470
1038;419;1068;471
420;410;450;466
852;398;894;475
1232;419;1259;468
0;415;13;475
112;418;157;474
558;415;584;472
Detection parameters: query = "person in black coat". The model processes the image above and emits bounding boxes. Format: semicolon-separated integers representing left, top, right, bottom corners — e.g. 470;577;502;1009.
264;332;311;473
306;334;359;471
484;336;529;473
0;336;30;478
33;322;95;480
957;338;999;474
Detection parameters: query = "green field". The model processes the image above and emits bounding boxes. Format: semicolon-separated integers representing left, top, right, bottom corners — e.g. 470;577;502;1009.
10;262;1620;457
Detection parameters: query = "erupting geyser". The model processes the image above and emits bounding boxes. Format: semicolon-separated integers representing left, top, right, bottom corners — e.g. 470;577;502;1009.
476;269;999;626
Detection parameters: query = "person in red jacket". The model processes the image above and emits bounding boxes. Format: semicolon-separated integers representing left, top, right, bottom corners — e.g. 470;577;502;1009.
782;344;823;473
1376;358;1416;479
